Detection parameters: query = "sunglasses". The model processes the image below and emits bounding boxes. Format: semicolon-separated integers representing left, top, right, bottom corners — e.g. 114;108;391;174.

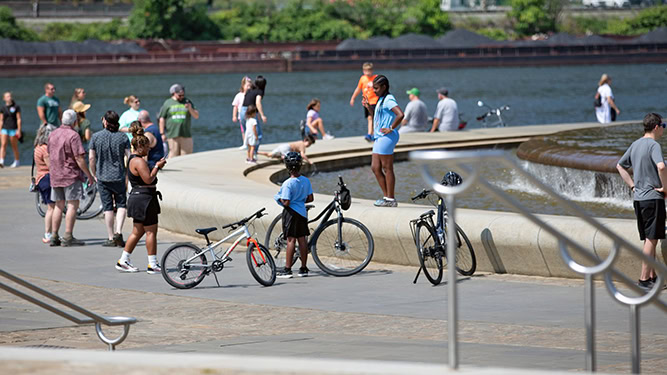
661;123;666;128
134;100;141;103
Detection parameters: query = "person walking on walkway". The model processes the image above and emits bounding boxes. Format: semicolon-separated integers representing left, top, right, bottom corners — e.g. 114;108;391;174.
37;82;61;127
89;111;131;248
617;112;666;291
595;74;620;124
69;88;86;109
363;75;404;208
119;95;142;140
275;152;314;279
241;76;268;159
232;76;252;149
349;62;378;142
48;109;95;247
71;101;92;143
399;88;428;134
159;84;198;158
138;110;164;169
116;123;166;273
33;123;56;243
0;92;22;168
430;87;459;132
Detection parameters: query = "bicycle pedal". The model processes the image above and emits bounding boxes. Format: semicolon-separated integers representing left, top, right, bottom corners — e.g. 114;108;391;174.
223;257;233;263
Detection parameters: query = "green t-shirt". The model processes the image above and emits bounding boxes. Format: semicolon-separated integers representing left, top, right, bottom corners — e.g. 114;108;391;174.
78;118;91;140
158;97;195;138
36;95;60;126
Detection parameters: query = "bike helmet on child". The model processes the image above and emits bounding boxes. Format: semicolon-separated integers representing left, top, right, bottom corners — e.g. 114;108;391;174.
284;151;303;171
441;171;462;186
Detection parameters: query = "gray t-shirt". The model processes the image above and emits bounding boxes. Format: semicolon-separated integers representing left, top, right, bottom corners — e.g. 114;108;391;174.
434;97;459;132
401;99;428;133
618;137;665;201
89;128;131;182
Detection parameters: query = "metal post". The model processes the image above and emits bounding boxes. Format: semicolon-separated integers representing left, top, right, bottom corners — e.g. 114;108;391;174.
584;274;596;372
446;194;458;370
630;305;640;374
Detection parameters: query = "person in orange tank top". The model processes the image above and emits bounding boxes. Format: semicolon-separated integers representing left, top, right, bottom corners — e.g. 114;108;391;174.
349;62;378;142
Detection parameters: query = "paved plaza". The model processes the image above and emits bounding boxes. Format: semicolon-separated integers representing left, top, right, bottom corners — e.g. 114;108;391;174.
0;166;666;374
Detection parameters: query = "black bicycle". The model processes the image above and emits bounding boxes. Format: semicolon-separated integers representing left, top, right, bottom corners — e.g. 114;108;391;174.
35;181;103;220
410;173;476;285
264;176;374;276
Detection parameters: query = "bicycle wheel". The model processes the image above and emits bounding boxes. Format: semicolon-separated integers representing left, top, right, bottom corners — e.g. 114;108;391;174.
77;185;103;220
35;192;47;217
454;225;476;276
264;214;299;269
246;242;276;286
311;217;374;276
415;222;443;285
161;243;208;289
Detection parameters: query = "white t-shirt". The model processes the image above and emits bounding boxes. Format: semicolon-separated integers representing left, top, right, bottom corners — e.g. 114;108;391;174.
434;98;459;132
596;84;613;124
244;117;258;146
232;92;245;121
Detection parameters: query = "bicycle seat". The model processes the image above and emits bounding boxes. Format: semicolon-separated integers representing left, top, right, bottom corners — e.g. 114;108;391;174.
195;227;217;236
306;204;315;211
420;210;435;218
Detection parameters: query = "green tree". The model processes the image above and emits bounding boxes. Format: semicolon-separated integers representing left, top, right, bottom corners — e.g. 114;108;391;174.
128;0;221;40
508;0;556;36
607;5;667;35
0;6;39;40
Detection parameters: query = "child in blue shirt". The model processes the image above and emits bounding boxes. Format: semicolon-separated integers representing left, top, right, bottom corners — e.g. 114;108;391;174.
274;151;314;278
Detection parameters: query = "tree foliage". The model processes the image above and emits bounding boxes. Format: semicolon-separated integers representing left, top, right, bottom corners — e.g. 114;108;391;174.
128;0;221;40
508;0;561;36
0;6;39;41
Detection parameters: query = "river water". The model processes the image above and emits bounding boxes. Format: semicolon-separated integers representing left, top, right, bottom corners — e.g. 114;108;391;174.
2;63;663;218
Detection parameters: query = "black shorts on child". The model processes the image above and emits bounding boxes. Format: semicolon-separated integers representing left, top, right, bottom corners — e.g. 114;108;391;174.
282;207;309;238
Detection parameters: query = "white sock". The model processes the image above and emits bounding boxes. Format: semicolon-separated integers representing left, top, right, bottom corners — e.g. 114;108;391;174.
384;197;395;201
120;251;131;263
148;255;157;266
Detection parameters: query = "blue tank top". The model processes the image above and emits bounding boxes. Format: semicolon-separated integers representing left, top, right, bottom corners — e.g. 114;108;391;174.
145;124;164;169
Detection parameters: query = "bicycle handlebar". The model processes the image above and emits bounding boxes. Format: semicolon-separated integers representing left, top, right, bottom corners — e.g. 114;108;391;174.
411;189;431;201
222;207;266;230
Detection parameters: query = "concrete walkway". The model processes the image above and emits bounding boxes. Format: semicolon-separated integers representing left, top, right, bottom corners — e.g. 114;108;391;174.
0;157;666;373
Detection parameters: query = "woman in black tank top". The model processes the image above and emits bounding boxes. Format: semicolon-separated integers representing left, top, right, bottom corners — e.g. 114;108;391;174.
114;123;167;274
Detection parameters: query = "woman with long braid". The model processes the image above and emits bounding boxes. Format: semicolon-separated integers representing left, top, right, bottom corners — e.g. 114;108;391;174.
362;75;404;207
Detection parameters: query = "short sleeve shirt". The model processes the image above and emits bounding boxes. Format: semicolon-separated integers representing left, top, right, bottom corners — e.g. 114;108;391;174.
618;137;665;201
274;175;313;218
119;108;141;140
47;125;85;187
0;103;20;130
358;75;378;105
33;144;49;184
434;98;459;132
158;97;195;138
78;118;91;142
232;92;245;108
37;95;60;126
402;99;428;131
307;109;319;122
89;129;130;182
373;94;399;138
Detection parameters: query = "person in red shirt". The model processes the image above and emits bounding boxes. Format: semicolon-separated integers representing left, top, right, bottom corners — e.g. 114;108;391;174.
349;62;378;142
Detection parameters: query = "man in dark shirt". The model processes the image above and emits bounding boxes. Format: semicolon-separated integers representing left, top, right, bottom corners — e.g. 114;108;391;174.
138;110;164;169
89;111;131;247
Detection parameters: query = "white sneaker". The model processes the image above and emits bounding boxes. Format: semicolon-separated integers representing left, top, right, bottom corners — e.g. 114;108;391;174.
115;260;139;273
147;263;161;274
0;158;4;168
9;160;19;168
323;133;335;140
238;145;248;150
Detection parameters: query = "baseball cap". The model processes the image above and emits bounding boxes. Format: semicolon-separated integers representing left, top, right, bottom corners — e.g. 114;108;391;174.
437;87;449;96
61;109;77;126
169;83;185;94
71;101;91;113
406;88;420;97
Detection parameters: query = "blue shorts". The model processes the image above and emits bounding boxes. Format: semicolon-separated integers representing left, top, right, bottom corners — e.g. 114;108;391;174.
37;174;54;205
372;130;399;155
1;129;17;137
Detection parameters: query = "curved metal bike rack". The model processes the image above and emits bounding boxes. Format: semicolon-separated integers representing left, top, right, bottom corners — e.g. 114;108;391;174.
0;269;136;351
410;149;667;374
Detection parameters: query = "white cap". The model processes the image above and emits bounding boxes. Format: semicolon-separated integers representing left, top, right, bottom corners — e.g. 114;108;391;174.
61;109;77;126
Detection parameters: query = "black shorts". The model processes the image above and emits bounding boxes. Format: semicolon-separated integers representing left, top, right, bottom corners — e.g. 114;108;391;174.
98;180;127;212
282;207;309;239
37;173;54;205
633;199;666;240
127;188;160;226
364;104;376;119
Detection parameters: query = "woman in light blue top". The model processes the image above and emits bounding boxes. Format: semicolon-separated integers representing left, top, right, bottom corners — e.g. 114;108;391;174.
119;95;142;140
362;75;404;207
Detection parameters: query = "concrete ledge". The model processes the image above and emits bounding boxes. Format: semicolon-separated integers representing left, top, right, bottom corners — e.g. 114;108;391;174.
157;121;665;280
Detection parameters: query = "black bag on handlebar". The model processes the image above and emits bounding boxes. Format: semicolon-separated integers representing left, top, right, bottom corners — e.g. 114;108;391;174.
339;185;351;210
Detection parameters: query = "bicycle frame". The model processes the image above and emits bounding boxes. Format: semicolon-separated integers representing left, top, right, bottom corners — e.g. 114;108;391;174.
305;197;343;248
183;224;265;268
